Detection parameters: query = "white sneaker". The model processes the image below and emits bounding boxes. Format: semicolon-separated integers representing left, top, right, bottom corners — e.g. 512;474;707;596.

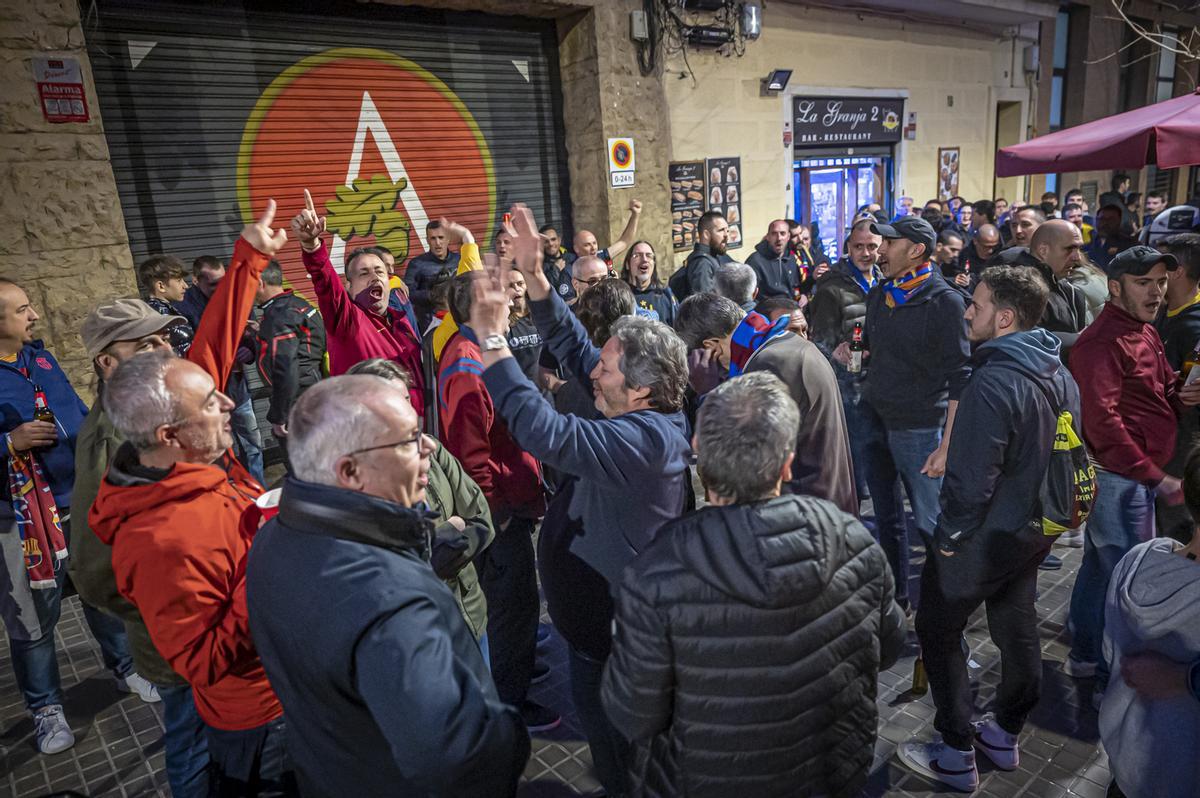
117;672;161;703
972;713;1019;770
897;736;979;792
33;704;75;755
1063;656;1098;679
1057;529;1084;548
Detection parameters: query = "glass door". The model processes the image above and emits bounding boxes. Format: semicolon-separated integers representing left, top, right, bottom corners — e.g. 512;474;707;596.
795;155;889;261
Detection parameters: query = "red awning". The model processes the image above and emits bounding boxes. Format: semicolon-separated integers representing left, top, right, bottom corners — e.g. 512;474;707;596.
996;88;1200;177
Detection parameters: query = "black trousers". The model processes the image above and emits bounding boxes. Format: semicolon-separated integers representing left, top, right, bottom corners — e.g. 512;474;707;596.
477;517;539;707
915;550;1043;750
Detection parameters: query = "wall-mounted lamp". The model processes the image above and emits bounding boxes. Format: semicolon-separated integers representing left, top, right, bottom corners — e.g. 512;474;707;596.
763;69;792;93
742;2;763;40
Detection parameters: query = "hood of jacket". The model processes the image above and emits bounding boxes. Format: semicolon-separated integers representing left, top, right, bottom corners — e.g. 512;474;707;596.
670;495;849;609
822;258;878;289
1114;538;1200;642
90;441;255;545
275;477;437;559
753;238;792;264
975;327;1062;381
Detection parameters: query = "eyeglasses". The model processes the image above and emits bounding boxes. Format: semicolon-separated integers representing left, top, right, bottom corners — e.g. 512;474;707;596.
630;251;655;260
345;430;425;458
574;275;608;288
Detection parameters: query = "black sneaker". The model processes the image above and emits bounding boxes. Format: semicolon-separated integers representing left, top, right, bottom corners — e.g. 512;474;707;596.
520;700;562;733
1039;553;1063;571
531;661;551;684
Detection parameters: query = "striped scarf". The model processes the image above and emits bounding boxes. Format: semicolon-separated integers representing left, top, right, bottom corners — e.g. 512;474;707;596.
6;438;67;589
883;263;934;308
729;311;791;377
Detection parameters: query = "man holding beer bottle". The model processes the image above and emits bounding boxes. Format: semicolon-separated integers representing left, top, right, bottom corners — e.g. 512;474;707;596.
1153;234;1200;543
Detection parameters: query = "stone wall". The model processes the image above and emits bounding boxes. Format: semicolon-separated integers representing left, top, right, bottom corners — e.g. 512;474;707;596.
0;0;137;395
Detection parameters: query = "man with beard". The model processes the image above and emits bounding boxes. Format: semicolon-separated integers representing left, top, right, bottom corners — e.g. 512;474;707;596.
1008;205;1045;250
790;220;830;290
404;220;460;330
295;189;425;415
960;224;1002;279
1065;246;1200;695
746;220;802;300
505;267;542;383
669;210;729;300
1087;204;1138;271
933;230;968;289
833;216;970;611
540;223;575;302
898;267;1082;791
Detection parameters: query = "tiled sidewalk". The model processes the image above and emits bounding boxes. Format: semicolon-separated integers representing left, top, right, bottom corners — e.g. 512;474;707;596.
1;543;1110;797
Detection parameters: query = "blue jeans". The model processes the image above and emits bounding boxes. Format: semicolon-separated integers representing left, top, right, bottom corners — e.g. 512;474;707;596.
7;514;134;711
159;682;211;798
863;410;944;608
567;645;630;797
230;396;266;485
842;393;871;500
1068;469;1155;681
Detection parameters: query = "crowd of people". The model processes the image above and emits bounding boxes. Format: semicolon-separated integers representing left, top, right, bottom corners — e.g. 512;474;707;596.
2;174;1200;798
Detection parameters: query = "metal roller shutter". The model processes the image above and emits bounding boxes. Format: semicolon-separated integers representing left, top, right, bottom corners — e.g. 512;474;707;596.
84;0;571;284
85;0;570;470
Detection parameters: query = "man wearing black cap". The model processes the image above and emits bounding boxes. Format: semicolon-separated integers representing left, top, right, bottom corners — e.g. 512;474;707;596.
833;216;970;611
1065;245;1200;694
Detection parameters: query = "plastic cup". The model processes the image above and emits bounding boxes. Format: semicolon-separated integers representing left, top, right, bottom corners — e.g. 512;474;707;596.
255;488;282;521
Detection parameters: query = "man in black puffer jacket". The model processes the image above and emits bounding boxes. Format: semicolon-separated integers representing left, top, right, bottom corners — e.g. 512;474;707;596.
602;371;906;798
746;220;802;299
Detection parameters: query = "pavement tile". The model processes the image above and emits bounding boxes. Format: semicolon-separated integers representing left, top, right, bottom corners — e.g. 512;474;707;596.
0;540;1112;797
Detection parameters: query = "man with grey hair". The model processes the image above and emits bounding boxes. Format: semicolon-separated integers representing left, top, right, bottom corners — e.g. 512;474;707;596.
470;204;692;795
88;202;293;793
246;375;529;796
602;371;905;797
714;261;757;312
676;292;857;515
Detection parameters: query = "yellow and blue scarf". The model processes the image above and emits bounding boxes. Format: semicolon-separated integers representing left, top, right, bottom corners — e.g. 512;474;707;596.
883;263;933;308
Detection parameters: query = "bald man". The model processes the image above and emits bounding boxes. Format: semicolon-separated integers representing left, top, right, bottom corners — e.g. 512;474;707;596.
995;219;1088;352
961;224;1001;279
573;199;643;266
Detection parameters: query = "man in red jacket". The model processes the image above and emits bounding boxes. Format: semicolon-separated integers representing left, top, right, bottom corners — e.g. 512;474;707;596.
1066;245;1200;696
292;189;425;414
439;270;556;733
89;202;295;795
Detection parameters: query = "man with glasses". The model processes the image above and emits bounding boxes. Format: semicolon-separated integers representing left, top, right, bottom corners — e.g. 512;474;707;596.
246;375;529;797
569;256;612;305
88;202;296;794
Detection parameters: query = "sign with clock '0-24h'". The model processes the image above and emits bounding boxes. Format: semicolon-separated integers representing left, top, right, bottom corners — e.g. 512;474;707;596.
792;97;905;147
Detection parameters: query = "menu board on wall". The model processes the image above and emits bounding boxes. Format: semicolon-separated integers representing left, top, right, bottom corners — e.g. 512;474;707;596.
706;156;742;249
669;161;705;251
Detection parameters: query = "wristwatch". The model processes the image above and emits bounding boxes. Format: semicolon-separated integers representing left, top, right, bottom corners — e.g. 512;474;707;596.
480;334;509;352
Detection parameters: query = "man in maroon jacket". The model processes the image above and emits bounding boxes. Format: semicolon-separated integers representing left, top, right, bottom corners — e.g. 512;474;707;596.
438;271;556;733
1066;245;1200;695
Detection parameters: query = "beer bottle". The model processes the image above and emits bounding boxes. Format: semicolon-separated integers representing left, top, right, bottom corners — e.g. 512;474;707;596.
911;655;928;696
1185;340;1200;385
848;322;864;374
32;385;55;424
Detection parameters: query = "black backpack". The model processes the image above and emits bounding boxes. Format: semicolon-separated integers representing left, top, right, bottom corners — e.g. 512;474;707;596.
996;364;1096;536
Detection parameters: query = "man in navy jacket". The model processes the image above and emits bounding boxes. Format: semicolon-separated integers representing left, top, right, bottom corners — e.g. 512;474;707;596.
467;204;692;797
0;279;148;755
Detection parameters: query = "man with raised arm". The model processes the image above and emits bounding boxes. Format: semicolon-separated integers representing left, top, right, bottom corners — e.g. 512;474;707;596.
293;189;425;414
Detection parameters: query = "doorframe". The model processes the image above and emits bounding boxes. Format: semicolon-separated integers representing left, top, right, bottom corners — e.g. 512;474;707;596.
988;85;1030;202
781;85;910;218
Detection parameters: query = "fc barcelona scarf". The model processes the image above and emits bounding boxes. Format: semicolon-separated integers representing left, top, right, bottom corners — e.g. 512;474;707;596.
6;438;67;589
883;263;934;308
729;311;791;377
